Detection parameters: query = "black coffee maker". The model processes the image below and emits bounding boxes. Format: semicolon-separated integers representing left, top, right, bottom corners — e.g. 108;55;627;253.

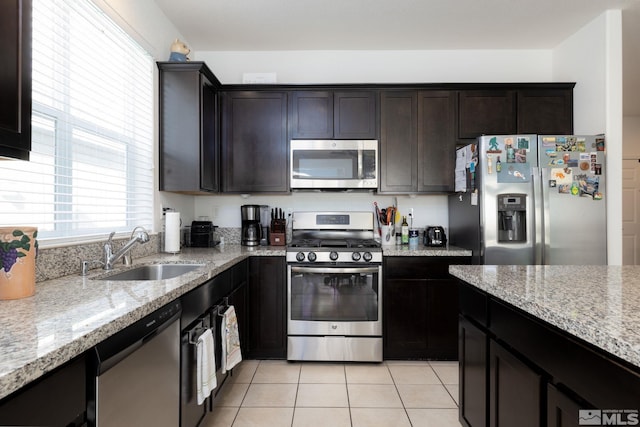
241;205;262;246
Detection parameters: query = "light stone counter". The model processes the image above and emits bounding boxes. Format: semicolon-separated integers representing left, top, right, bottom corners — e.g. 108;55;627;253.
382;245;471;257
449;265;640;370
0;243;468;401
0;245;284;401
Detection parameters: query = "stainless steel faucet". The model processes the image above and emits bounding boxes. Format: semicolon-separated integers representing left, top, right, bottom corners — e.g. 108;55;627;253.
103;226;150;270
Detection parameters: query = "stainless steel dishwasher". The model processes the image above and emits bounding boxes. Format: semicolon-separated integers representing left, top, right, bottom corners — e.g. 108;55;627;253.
89;300;181;427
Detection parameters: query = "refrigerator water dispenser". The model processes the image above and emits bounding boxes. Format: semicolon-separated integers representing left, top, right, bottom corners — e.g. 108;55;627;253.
497;194;527;243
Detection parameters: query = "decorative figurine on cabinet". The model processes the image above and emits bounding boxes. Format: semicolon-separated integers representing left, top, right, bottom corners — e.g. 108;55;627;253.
168;39;190;62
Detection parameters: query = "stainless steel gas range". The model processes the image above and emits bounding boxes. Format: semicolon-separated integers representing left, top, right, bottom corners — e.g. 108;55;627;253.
286;212;382;362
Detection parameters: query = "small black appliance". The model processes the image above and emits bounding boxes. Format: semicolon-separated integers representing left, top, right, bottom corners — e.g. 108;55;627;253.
190;221;217;247
424;226;447;247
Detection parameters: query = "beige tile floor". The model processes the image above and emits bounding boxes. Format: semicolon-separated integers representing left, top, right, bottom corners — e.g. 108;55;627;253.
201;360;462;427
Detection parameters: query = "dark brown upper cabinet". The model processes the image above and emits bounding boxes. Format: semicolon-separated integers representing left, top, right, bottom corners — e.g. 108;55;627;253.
379;91;418;193
458;90;516;139
517;89;573;135
334;91;378;139
418;91;457;192
158;62;220;194
0;0;32;160
221;91;289;193
290;91;333;139
379;90;456;193
290;90;377;139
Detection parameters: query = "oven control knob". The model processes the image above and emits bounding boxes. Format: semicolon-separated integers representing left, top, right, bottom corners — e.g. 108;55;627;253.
329;251;339;261
363;252;373;262
296;252;306;262
307;252;317;262
352;252;362;261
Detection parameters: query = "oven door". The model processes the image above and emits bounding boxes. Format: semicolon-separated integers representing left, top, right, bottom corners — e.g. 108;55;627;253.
287;264;382;336
290;140;378;189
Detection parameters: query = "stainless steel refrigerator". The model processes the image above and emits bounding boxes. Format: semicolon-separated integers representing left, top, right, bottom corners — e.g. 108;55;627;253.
449;134;606;265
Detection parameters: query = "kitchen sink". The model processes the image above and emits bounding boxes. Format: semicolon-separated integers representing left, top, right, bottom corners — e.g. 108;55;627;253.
98;264;205;281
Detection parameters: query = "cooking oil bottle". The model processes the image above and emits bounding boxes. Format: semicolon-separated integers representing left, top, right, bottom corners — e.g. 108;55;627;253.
401;216;409;244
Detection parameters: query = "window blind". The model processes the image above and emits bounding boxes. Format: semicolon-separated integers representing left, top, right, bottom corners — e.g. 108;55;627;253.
0;0;154;243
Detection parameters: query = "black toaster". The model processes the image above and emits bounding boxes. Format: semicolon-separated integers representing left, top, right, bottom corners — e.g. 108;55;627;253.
190;221;218;247
424;226;447;247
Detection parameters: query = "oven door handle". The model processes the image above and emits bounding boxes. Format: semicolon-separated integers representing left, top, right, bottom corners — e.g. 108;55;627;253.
290;266;380;274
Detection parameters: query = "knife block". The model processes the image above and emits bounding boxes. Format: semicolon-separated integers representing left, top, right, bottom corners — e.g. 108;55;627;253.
270;219;286;246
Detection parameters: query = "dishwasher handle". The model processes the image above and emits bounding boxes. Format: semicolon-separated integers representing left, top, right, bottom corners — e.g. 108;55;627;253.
93;300;181;375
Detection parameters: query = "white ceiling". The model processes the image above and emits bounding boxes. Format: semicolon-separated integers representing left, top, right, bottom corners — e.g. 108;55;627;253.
154;0;640;113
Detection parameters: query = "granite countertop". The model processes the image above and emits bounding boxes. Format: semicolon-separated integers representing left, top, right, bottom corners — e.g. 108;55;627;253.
0;243;469;401
449;265;640;370
382;244;471;256
0;245;284;401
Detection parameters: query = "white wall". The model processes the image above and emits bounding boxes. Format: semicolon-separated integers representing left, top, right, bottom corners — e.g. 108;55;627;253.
194;193;448;230
93;0;196;231
553;10;624;265
195;50;552;84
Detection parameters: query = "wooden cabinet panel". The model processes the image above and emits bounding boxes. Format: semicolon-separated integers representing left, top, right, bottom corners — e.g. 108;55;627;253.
158;62;220;193
459;315;488;427
384;256;469;360
222;92;288;193
0;354;86;426
334;91;378;139
458;90;516;139
426;279;459;357
380;90;457;193
290;90;376;140
489;339;542;427
547;384;584;427
290;91;333;138
0;0;31;160
418;91;457;192
384;278;429;358
229;260;249;355
248;257;286;358
379;91;418;193
517;89;573;135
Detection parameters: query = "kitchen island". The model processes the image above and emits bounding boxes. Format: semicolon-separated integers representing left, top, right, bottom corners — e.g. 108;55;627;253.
450;265;640;427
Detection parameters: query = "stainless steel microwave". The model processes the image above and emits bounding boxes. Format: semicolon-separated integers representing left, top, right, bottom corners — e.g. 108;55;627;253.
290;140;378;190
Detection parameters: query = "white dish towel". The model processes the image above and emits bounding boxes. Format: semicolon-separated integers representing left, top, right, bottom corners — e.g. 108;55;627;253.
221;305;242;374
196;328;216;405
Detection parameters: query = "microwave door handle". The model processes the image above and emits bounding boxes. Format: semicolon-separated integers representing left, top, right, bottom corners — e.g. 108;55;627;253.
357;149;364;179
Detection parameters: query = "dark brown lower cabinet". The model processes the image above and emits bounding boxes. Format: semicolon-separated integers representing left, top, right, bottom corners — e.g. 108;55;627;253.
384;256;470;360
458;280;640;427
547;384;584;427
248;257;287;359
459;316;487;427
489;339;542;427
0;354;87;426
228;260;249;356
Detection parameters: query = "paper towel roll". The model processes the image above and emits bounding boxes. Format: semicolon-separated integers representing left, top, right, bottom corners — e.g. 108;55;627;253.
165;212;181;253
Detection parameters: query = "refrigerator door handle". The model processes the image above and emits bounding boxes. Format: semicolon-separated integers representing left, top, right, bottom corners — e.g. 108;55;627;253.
531;166;543;265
